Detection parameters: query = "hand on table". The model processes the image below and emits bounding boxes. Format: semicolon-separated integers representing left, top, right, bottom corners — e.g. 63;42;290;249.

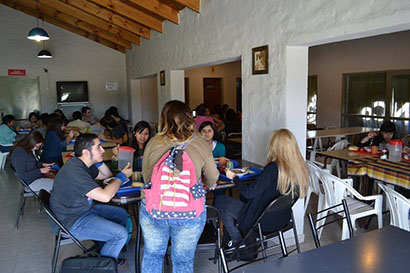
121;162;133;178
225;169;236;180
40;167;50;174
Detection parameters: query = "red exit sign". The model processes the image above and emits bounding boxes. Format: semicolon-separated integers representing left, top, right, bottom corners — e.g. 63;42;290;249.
8;69;26;76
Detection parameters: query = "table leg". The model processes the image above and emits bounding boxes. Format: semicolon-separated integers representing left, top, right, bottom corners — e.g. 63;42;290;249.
133;201;142;273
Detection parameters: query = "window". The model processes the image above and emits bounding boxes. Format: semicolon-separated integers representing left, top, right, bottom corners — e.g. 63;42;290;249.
307;75;317;125
342;71;410;137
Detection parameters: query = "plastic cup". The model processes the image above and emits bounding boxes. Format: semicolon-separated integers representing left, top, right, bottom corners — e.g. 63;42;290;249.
118;146;135;170
371;145;378;154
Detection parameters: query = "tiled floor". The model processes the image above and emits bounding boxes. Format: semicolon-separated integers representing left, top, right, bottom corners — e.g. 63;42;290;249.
0;162;388;273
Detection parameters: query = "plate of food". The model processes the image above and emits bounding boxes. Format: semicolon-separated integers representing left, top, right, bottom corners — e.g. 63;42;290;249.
219;167;262;181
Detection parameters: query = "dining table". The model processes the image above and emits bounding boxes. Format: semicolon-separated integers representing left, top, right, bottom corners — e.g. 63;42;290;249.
233;226;410;273
307;127;373;151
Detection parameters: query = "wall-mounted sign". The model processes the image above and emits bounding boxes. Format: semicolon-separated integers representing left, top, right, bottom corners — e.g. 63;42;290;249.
8;69;26;76
105;81;118;91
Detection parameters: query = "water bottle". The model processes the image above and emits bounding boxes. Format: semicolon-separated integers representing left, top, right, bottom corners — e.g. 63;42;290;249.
388;140;402;162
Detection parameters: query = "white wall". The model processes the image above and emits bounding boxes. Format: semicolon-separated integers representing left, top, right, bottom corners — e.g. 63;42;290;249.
141;76;159;123
0;5;127;120
184;61;241;110
309;30;410;128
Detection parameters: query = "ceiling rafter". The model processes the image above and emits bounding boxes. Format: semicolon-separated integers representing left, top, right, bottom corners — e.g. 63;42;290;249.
127;0;179;24
175;0;200;13
61;0;151;39
0;0;125;53
37;0;140;45
87;0;163;32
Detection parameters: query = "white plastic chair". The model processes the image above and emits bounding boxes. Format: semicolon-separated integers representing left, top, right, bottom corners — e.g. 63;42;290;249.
305;161;326;217
0;143;13;170
378;183;410;232
310;139;348;177
320;171;383;240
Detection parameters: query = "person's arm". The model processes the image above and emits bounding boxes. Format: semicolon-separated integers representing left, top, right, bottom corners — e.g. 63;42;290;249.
202;150;219;190
12;149;44;180
94;162;113;180
226;163;277;199
86;163;132;203
357;131;378;147
100;132;124;145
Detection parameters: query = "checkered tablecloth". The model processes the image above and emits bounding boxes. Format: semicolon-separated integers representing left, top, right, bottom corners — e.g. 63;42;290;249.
348;157;410;189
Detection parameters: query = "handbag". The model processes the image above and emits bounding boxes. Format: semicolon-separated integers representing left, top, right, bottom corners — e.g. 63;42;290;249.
60;252;118;273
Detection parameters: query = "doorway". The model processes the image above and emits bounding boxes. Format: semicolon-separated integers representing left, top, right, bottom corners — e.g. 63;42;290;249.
203;78;222;109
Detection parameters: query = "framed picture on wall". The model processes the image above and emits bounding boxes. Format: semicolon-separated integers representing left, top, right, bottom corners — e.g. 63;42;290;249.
252;45;269;75
160;70;165;86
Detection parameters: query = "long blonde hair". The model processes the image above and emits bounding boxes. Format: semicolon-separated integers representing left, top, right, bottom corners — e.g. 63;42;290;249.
265;129;309;198
158;100;196;143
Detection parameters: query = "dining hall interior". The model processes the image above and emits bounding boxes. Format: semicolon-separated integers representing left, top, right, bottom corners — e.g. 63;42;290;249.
1;1;410;273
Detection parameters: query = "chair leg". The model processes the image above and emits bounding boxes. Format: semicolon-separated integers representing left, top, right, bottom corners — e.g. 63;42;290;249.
15;190;26;229
303;190;312;215
278;231;288;257
219;247;229;273
257;224;267;262
291;213;301;253
52;232;62;273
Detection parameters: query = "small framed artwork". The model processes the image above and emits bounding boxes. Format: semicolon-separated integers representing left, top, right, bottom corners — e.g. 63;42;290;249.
160;70;165;86
252;45;269;75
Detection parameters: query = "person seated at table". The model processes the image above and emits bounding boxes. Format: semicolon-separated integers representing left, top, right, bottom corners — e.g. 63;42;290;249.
41;116;75;166
67;111;91;133
199;121;226;158
10;131;55;192
105;106;129;136
49;133;132;269
53;109;69;124
35;113;49;136
23;112;40;129
99;116;127;145
131;120;151;170
357;120;397;150
82;106;99;125
194;104;225;132
0;114;19;152
215;129;309;250
224;108;241;135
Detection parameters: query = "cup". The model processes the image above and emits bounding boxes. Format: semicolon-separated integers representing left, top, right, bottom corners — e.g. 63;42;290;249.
371;145;378;155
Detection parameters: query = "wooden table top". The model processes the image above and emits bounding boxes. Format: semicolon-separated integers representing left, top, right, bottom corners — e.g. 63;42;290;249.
307;127;373;139
315;149;378;162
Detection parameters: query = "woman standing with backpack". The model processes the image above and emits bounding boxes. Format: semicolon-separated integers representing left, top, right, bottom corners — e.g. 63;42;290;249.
140;100;219;273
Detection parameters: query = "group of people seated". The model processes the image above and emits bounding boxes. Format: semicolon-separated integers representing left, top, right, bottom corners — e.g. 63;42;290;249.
9;102;409;272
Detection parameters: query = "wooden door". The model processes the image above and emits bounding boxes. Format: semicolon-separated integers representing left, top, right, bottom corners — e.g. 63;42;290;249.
203;78;222;109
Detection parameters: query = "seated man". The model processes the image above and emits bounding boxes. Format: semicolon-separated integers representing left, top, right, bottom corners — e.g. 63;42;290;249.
49;133;132;267
82;106;99;125
67;111;91;132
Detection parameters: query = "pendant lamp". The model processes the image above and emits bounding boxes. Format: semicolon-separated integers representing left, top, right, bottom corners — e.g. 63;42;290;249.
27;3;49;42
38;41;52;59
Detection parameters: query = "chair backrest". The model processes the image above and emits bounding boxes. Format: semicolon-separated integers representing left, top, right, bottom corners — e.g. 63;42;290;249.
308;199;354;248
378;183;410;231
18;178;87;252
320;171;361;209
328;139;348;151
306;161;323;196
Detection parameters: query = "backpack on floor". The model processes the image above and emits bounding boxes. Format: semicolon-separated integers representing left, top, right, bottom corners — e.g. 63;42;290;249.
60;252;118;273
144;139;207;219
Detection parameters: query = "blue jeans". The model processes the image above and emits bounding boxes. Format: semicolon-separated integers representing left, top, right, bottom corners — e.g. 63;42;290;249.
214;195;245;243
69;204;129;259
139;201;206;273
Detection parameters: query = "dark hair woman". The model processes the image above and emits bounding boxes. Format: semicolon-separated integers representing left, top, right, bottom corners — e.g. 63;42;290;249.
199;121;225;158
131;121;151;170
10;131;54;192
41;116;75;166
0;114;18;152
357;120;397;150
140;100;219;273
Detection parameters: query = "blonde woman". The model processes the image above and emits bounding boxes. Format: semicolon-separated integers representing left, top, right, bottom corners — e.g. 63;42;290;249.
215;129;309;249
140;100;219;273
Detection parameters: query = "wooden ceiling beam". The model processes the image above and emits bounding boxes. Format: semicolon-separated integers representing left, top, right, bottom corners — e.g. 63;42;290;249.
175;0;200;13
0;0;125;53
127;0;179;24
87;0;163;32
37;0;140;45
29;1;132;49
61;0;151;38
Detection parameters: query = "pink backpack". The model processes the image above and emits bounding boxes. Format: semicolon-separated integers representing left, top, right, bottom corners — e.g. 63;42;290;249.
144;140;207;219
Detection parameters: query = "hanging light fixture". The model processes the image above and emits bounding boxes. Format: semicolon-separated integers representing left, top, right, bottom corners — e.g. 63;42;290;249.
38;41;53;59
27;2;49;41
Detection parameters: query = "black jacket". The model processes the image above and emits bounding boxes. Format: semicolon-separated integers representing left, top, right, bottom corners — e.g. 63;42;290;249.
10;146;43;184
235;162;291;233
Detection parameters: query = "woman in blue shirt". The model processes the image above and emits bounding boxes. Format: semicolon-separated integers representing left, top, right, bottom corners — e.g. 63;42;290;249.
199;121;226;158
41;116;74;166
0;115;18;152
